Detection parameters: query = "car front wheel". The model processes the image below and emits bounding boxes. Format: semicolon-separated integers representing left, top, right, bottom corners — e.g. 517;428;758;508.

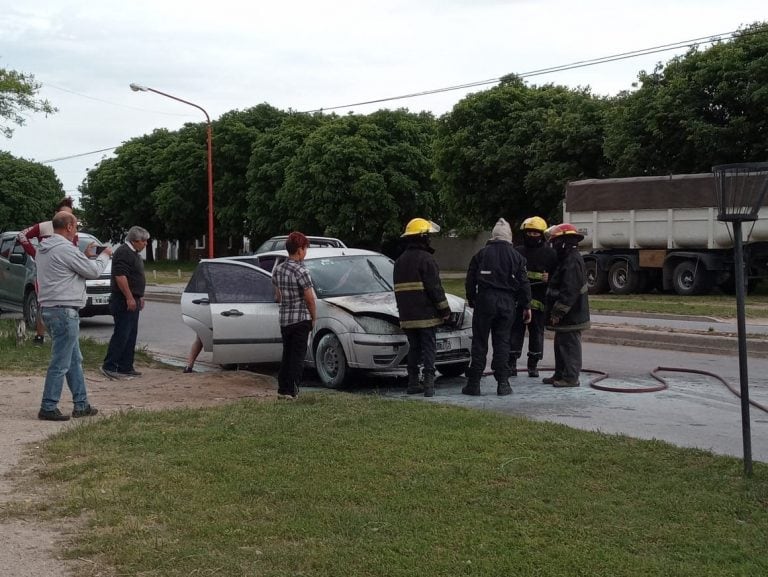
315;333;350;389
23;290;38;329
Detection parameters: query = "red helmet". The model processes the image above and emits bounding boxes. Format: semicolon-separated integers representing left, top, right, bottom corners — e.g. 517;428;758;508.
548;223;584;242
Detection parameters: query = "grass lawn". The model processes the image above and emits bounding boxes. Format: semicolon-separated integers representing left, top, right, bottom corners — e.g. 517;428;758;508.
0;320;152;374
145;259;197;285
32;394;768;577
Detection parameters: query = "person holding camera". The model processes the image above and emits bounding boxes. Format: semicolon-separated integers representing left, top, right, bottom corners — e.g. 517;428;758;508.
36;211;112;421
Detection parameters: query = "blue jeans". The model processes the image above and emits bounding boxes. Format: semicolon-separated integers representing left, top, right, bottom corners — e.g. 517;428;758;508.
40;307;90;411
103;294;140;373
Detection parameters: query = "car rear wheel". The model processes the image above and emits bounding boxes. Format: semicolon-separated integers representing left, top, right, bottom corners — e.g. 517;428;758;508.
315;333;350;389
23;290;38;329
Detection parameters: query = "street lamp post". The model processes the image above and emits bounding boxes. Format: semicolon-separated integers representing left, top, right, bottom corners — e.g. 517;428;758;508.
712;162;768;477
129;83;214;258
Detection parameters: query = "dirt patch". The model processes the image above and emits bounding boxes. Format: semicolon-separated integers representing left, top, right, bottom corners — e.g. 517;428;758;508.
0;366;275;577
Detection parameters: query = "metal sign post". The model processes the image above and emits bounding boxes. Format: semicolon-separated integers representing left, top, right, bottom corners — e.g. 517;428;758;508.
712;162;768;477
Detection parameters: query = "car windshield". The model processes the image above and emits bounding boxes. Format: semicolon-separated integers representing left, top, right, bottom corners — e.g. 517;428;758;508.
304;255;394;297
77;234;105;253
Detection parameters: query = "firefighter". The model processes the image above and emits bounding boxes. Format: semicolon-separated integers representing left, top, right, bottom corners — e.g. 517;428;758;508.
463;218;531;396
509;217;558;377
543;223;591;387
393;218;451;397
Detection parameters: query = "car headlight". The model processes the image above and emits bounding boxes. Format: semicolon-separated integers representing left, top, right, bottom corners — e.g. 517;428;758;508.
461;305;472;329
355;315;403;335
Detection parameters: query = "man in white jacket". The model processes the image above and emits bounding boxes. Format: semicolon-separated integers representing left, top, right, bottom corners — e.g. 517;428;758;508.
35;211;112;421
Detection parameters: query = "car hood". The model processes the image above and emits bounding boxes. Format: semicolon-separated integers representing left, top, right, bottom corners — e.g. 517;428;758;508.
323;292;465;317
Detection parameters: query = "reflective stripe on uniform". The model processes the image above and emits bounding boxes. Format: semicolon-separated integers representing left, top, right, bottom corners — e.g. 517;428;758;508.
527;271;545;281
530;298;544;311
400;317;444;329
394;281;424;292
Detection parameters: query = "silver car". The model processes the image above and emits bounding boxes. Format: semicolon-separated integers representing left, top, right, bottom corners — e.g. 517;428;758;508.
181;247;472;388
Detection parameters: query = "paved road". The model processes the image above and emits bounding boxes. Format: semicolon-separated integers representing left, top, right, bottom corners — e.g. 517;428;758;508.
80;294;768;463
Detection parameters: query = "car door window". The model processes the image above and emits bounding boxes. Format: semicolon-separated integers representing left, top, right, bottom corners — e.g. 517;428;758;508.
185;266;210;293
205;262;274;303
0;238;13;260
11;241;26;257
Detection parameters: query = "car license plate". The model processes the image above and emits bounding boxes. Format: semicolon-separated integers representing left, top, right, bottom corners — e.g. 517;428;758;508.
91;295;110;305
436;339;452;351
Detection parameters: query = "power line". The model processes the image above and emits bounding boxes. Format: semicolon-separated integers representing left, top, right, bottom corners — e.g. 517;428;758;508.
40;27;753;165
302;29;743;113
40;147;118;164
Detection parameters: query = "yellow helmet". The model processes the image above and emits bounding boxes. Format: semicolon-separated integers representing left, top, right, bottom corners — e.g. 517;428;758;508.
521;216;548;233
401;218;441;237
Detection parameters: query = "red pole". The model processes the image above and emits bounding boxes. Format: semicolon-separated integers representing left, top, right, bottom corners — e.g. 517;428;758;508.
206;122;214;258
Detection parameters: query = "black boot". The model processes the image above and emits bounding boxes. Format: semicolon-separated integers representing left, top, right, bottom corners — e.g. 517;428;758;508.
423;372;435;397
509;355;519;377
406;369;424;394
497;379;513;396
462;380;482;396
527;358;539;378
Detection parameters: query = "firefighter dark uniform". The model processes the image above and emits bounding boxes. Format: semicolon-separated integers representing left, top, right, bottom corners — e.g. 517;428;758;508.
510;217;558;378
393;218;450;397
463;218;531;396
543;223;591;387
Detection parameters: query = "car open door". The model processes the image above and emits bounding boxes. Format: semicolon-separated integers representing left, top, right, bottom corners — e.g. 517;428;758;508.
204;260;283;365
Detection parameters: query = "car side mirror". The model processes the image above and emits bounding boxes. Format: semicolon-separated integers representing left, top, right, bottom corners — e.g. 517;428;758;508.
9;253;25;265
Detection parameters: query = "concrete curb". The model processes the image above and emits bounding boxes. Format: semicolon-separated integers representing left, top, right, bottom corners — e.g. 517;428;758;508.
583;325;768;358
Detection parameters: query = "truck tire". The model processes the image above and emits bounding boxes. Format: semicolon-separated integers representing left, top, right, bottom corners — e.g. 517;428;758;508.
672;261;714;296
608;261;638;295
585;261;609;294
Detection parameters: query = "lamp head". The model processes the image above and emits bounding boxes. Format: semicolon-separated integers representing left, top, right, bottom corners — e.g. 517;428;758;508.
129;83;147;92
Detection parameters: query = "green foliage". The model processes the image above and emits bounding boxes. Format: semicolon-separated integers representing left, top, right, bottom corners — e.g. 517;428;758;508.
74;24;768;252
604;22;768;175
434;76;609;232
37;395;768;576
0;67;57;138
246;112;330;241
214;105;286;248
0;151;64;229
280;109;439;248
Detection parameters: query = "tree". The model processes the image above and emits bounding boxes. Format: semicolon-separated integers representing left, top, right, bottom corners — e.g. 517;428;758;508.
604;22;768;176
0;151;63;228
246;112;329;242
279;109;439;248
435;76;608;231
0;68;57;138
213;104;286;252
80;129;179;259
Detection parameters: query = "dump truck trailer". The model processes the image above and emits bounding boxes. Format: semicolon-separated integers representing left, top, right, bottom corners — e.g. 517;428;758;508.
563;173;768;295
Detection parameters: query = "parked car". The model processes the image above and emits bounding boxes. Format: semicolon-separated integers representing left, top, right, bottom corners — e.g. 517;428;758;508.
77;232;113;318
0;230;112;326
254;235;347;254
181;247;472;387
0;231;38;326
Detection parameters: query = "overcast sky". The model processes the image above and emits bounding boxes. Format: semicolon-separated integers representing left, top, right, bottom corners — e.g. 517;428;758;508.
1;0;765;200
